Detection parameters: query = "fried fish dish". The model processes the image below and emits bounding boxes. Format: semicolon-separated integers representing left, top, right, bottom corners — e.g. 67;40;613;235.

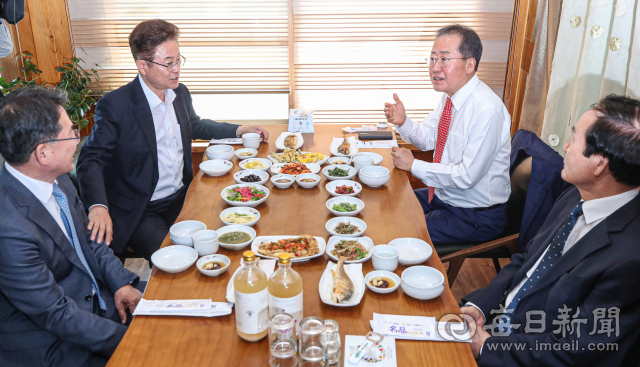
331;257;354;303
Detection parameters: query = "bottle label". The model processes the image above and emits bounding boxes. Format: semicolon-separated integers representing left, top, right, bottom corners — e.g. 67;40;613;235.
269;291;304;334
235;288;269;334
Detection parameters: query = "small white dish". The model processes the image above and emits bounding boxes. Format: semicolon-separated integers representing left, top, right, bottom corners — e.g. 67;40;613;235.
326;196;364;217
325;180;362;197
221;184;270;207
251;236;327;262
296;173;322;188
196;254;231;277
270;162;321;176
192;230;219;256
352;154;374;172
325;217;367;237
275;132;304;150
233;170;269;185
242;133;261;149
322;164;357;181
220;207;260;227
372;245;399;271
206;144;235;160
318;261;365;307
327;156;352;165
365;270;401;294
271;174;296;189
401;266;446;300
238;158;272;172
234;148;258;160
169;220;207;247
151;245;198;274
199;159;233;177
329;136;359;156
376;122;389;129
358;165;390;188
215;225;257;250
358;152;383;165
326;235;373;263
388;238;433;266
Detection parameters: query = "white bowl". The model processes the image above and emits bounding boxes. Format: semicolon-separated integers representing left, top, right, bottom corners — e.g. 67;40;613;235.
388;238;433;266
322;164;357;181
372;245;399;271
235;148;258;160
271;163;321;176
358;165;390;188
296;173;321;188
169;220;207;247
196;254;231;277
271;174;296;189
326;235;373;263
358;152;383;165
401;266;446;300
221;184;270;207
242;133;261;149
327;157;352;165
325;180;362;197
233;170;269;185
326;196;364;217
206;145;235;160
220;207;260;226
151;245;198;273
192;230;219;256
199;159;233;177
352;154;374;172
325;217;367;237
365;270;401;294
215;225;257;250
239;158;272;172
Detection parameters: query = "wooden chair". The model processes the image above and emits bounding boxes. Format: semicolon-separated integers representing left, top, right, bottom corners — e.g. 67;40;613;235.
439;155;532;287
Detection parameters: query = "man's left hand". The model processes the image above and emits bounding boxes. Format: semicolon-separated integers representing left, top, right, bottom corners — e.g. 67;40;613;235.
461;310;491;359
114;284;142;324
237;125;269;142
391;147;415;171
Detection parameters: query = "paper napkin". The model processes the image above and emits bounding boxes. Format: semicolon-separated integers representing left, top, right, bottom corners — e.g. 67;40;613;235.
133;299;233;317
370;313;471;343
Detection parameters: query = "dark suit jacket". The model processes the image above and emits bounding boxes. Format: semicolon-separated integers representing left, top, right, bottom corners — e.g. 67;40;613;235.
0;166;138;367
511;129;573;252
76;77;239;253
464;186;640;366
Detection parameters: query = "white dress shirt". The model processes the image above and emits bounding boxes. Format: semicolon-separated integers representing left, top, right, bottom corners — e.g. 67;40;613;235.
397;75;512;208
139;75;184;201
5;163;69;241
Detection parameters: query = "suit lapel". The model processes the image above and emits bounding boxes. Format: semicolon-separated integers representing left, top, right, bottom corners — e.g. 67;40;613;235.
173;93;193;182
132;77;158;169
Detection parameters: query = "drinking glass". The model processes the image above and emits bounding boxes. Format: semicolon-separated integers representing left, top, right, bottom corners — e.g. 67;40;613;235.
299;316;326;366
321;319;341;367
269;313;298;367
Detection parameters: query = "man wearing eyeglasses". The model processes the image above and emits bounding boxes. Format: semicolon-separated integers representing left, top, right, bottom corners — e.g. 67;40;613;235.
77;19;270;260
385;24;511;246
0;86;142;366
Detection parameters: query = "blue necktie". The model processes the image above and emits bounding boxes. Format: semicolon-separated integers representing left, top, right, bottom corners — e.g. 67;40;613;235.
506;202;584;312
52;183;106;311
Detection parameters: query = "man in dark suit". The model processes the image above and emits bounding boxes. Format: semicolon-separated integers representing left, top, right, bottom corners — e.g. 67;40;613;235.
76;19;269;259
460;94;640;366
0;86;142;367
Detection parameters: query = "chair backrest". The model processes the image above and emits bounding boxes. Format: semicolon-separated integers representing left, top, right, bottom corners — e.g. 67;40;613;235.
503;155;532;237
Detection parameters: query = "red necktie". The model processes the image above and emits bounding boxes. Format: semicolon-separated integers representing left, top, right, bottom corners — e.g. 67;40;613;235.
428;97;453;203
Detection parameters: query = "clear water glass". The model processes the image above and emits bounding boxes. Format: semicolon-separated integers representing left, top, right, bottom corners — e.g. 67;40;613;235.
321;319;341;367
299;316;326;366
269;313;298;367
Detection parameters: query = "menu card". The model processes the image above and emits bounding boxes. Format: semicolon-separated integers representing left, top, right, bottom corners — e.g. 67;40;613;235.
344;335;397;367
288;109;315;133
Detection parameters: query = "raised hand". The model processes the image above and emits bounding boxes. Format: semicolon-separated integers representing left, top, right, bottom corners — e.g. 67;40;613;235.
384;93;407;126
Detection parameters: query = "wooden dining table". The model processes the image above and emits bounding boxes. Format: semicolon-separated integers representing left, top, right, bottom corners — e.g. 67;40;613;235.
107;124;477;366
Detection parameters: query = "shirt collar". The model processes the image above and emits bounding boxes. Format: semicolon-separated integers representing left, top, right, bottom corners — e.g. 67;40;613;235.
582;187;640;224
138;74;176;111
5;163;56;204
449;74;480;111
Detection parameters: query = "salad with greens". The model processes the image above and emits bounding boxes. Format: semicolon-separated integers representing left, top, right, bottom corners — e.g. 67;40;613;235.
226;186;267;202
332;202;357;212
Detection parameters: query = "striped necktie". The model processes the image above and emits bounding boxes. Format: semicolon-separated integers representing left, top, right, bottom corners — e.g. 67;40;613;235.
52;182;106;311
428;97;453;203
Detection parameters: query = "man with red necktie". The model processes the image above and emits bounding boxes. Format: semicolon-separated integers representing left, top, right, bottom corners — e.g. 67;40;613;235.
385;24;512;246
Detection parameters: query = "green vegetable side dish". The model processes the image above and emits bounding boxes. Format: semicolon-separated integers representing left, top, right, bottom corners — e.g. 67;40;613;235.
332;202;357;212
328;167;349;177
219;231;252;244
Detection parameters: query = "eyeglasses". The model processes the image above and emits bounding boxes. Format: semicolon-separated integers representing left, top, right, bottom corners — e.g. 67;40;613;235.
31;129;81;152
144;55;186;72
426;57;468;67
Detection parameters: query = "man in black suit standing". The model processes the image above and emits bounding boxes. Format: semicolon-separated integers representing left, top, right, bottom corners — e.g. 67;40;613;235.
460;95;640;366
0;86;141;367
77;20;269;260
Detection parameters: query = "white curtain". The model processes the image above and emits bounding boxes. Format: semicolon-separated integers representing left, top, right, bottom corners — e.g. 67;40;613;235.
541;0;639;154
